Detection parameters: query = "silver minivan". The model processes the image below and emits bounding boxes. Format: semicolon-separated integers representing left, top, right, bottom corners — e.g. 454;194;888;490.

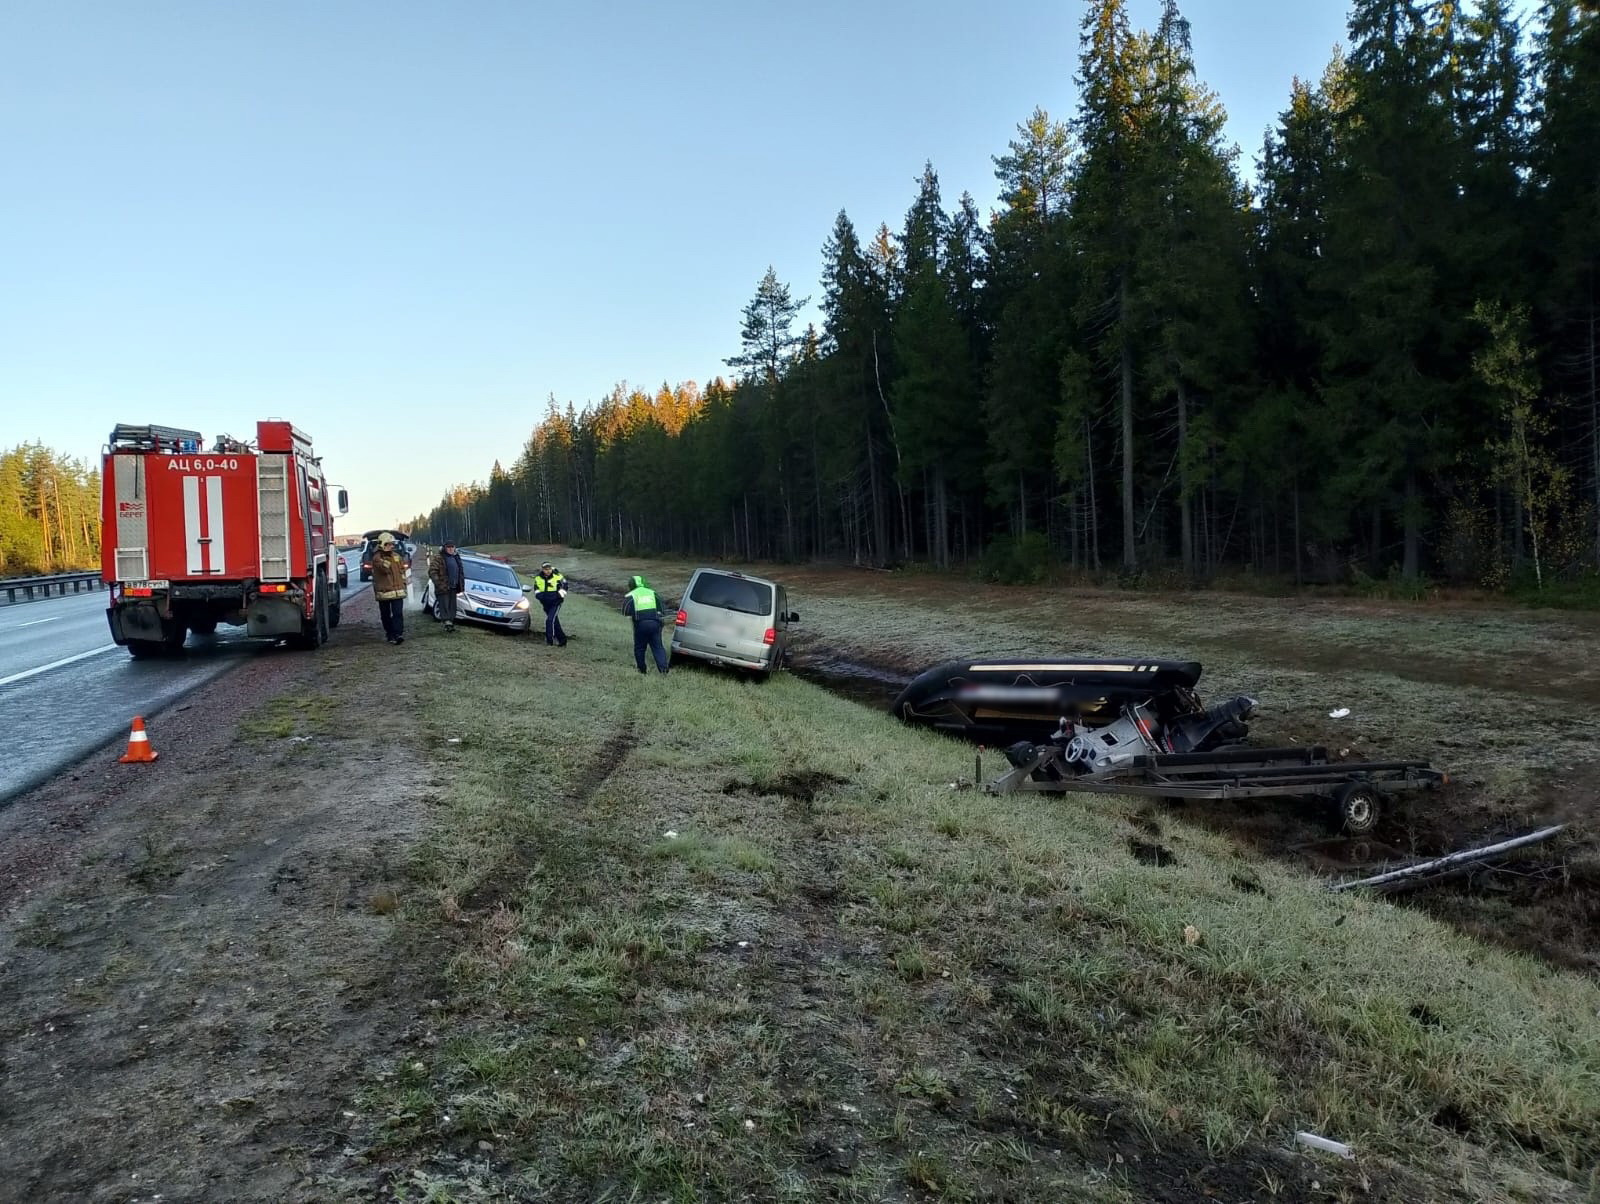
670;568;799;677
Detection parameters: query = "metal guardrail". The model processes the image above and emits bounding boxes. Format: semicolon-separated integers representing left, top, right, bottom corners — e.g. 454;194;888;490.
0;571;106;605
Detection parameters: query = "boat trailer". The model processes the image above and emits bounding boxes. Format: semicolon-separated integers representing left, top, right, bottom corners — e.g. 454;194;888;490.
983;744;1449;835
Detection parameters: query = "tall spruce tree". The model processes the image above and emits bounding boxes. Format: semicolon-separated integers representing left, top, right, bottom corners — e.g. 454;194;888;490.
1128;0;1250;573
1531;0;1600;562
1256;59;1349;580
987;109;1074;542
1322;0;1466;578
1071;0;1147;569
820;212;896;562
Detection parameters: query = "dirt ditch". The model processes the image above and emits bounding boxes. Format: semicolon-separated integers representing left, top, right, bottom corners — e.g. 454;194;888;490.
778;643;1600;976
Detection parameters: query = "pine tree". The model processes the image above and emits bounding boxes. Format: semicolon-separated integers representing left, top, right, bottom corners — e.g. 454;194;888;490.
992;106;1074;224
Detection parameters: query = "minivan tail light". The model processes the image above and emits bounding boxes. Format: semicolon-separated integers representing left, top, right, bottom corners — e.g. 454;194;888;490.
675;609;687;626
762;627;776;645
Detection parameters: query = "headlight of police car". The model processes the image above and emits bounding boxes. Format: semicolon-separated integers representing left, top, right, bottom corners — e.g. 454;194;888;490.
514;597;530;610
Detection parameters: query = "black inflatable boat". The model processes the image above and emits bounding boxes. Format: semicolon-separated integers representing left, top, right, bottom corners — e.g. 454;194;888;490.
892;658;1205;743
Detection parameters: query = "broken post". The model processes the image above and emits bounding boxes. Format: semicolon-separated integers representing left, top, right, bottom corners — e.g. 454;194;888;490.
1329;825;1568;894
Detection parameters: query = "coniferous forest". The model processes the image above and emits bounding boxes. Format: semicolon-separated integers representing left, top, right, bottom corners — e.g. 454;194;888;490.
0;445;102;577
412;0;1600;592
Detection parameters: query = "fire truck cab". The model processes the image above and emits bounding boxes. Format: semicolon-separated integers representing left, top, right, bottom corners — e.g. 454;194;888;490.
101;420;350;657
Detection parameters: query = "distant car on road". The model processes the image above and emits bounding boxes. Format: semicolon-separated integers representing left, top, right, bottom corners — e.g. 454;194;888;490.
670;567;798;679
421;553;533;633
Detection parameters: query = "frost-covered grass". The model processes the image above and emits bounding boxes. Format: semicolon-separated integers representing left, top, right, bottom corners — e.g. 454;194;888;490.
356;572;1600;1202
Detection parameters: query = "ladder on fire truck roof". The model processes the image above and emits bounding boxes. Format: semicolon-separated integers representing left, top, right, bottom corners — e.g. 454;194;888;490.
109;423;204;453
257;454;293;581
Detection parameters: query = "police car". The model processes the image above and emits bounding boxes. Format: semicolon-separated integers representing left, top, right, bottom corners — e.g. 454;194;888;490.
421;552;534;633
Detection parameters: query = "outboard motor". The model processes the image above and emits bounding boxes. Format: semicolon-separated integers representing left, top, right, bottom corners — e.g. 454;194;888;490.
1005;717;1081;777
1065;700;1163;771
1003;740;1042;769
1163;695;1257;754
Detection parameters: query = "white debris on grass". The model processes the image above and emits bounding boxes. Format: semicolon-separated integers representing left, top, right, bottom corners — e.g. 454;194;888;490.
1295;1131;1354;1159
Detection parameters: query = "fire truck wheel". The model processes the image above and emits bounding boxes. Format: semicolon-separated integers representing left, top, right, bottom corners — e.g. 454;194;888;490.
329;598;341;630
160;619;187;654
305;594;323;648
189;618;217;636
294;585;326;650
126;639;162;659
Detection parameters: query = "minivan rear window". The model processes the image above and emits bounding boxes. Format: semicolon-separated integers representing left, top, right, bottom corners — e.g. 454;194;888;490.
689;572;772;616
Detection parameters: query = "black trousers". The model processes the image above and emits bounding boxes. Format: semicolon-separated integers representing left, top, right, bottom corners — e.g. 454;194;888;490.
379;597;405;640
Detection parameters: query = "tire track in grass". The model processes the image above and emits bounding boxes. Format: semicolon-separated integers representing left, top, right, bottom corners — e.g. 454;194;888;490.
458;715;639;915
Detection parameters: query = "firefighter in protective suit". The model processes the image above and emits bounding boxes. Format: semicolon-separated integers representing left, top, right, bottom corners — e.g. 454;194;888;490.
623;574;669;674
371;533;409;644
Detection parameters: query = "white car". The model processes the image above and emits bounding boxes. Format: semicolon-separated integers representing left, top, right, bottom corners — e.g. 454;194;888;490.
421;554;533;633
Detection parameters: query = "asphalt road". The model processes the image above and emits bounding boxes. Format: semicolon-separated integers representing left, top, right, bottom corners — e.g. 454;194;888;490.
0;549;371;804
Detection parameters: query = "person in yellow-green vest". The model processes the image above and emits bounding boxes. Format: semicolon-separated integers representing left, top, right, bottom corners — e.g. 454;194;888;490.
622;574;669;674
532;561;568;646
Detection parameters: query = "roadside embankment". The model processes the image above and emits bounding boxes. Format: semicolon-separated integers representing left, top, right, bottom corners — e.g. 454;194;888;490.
343;561;1600;1202
3;556;1597;1201
489;544;1600;974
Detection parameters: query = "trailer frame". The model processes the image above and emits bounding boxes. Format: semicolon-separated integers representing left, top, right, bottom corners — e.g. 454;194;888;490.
983;744;1448;834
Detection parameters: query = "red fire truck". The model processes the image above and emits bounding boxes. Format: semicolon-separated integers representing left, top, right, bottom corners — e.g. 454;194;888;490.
101;420;350;657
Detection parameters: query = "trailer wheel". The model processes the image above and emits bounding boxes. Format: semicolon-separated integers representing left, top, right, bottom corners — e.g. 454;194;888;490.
1337;782;1381;836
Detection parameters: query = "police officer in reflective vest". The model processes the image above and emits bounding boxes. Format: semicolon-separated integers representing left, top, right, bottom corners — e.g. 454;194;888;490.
623;574;669;674
532;561;568;646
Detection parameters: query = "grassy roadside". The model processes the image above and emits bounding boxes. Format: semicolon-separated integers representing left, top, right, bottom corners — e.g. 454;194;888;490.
478;545;1600;794
351;582;1600;1202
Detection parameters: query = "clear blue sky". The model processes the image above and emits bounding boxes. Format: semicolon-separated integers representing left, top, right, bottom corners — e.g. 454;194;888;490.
1;0;1351;534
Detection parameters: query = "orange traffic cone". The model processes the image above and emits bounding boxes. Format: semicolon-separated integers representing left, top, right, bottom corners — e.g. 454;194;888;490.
118;716;159;764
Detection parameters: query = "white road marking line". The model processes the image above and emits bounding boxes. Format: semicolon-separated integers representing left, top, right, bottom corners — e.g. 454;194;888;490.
0;643;120;687
0;616;64;631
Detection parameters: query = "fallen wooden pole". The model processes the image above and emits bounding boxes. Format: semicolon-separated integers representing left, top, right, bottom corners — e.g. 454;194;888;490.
1329;825;1569;894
